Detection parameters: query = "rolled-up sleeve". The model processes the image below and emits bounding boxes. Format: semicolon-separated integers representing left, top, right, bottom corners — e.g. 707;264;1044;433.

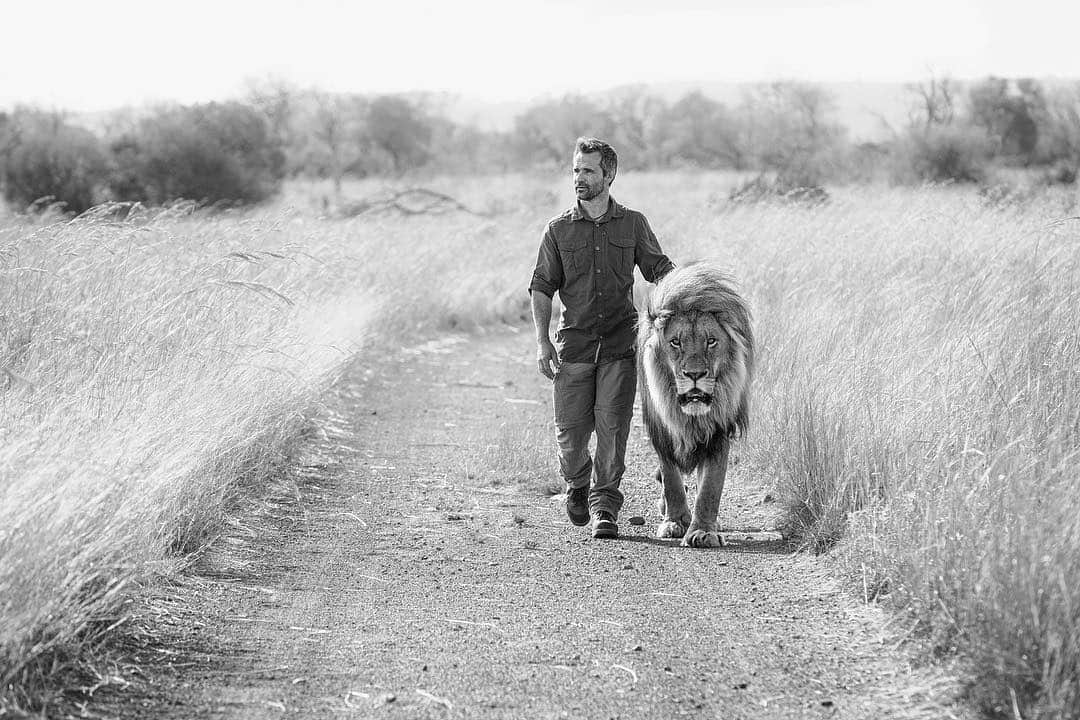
529;224;562;297
634;214;675;283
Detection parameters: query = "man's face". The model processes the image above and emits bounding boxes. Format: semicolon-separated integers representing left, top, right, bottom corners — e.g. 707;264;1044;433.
572;151;609;201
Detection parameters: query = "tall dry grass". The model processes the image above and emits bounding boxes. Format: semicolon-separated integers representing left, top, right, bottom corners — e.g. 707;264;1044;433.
652;185;1080;719
3;174;1078;717
0;181;554;710
0;204;370;705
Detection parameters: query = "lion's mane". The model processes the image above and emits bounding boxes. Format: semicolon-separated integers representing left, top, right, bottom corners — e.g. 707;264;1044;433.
637;263;754;472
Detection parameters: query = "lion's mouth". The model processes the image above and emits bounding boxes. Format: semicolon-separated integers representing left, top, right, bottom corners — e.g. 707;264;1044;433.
678;389;711;406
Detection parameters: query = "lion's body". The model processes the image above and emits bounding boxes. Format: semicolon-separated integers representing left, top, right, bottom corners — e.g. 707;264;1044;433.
637;263;753;547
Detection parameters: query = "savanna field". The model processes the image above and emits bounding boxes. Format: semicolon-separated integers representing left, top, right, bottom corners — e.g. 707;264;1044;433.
2;173;1079;718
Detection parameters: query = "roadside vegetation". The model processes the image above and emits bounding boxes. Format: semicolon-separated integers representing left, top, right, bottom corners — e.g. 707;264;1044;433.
699;187;1080;720
3;74;1080;216
0;205;357;708
1;173;1078;718
632;177;1080;719
0;183;545;713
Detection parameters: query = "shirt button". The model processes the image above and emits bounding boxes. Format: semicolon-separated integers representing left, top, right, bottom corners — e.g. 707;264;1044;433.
595;269;600;274
595;246;600;251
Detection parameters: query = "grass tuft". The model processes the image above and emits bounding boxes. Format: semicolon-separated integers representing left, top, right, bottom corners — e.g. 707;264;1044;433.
474;419;561;497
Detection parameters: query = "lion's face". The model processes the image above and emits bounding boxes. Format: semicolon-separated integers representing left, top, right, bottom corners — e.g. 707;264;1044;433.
658;312;734;416
638;263;753;469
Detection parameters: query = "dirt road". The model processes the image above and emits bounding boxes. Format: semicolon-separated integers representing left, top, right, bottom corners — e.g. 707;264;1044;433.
91;330;970;720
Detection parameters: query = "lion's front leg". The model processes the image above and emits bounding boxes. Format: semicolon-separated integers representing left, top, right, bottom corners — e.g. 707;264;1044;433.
655;460;692;539
683;438;730;548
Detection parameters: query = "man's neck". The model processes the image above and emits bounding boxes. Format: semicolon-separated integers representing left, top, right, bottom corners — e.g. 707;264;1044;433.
579;191;611;221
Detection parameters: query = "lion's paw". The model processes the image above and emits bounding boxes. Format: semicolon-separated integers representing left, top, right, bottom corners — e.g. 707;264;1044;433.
656;520;687;539
682;529;724;548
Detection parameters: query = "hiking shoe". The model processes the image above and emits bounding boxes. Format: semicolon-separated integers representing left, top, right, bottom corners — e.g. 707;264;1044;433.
591;511;618;539
565;485;590;526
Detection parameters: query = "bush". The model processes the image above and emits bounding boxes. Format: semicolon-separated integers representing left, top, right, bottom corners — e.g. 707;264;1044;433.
111;102;284;205
1042;161;1077;186
0;110;107;214
728;172;829;206
893;124;993;184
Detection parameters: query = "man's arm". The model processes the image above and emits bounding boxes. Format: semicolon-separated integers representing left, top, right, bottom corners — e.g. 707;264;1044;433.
531;290;560;380
529;223;563;380
635;214;675;283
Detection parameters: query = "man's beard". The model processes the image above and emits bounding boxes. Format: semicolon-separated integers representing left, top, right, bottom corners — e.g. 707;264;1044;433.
576;182;603;201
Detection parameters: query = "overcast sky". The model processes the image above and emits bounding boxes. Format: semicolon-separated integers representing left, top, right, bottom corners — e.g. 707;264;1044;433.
1;0;1077;112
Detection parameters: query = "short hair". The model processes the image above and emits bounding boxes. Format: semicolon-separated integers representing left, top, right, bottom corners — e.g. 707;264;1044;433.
574;137;618;183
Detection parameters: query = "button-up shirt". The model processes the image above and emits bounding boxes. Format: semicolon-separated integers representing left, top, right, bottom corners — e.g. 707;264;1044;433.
529;198;674;363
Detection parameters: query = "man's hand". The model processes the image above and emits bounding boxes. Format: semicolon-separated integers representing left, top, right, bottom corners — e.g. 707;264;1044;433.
537;339;560;380
530;291;558;379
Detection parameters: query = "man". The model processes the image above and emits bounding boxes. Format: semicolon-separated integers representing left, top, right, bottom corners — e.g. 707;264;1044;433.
529;137;675;539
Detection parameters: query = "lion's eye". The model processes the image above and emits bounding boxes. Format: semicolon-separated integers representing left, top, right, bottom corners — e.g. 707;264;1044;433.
669;338;681;348
706;338;718;348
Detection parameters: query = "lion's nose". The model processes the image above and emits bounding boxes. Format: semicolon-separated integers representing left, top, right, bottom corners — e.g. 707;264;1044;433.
683;370;706;382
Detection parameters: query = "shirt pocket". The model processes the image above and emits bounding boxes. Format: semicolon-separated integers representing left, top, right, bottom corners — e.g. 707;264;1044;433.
610;236;636;279
558;238;590;279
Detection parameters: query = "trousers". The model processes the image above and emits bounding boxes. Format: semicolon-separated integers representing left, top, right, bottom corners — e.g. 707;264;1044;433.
552;357;637;516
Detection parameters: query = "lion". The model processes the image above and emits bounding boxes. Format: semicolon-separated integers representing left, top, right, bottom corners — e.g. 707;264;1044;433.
637;263;753;548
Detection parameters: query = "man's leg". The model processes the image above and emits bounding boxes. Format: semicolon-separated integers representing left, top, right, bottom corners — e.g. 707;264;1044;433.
591;356;637;519
553;362;597;522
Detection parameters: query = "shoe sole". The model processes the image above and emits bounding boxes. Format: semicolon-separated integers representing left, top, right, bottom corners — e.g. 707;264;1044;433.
592;523;618;539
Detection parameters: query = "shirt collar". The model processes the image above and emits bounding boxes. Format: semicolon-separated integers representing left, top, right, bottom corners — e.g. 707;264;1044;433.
571;197;625;222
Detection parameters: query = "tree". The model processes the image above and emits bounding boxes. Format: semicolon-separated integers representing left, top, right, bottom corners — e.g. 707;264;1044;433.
891;75;999;184
111;102;284;205
603;86;667;170
895;123;992;183
308;91;364;193
0;111;12;197
740;82;846;182
907;75;958;129
1039;82;1080;171
661;91;748;169
967;77;1044;162
513;95;615;167
364;95;432;174
245;76;295;145
245;76;299;173
424;116;513;175
1;109;107;213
